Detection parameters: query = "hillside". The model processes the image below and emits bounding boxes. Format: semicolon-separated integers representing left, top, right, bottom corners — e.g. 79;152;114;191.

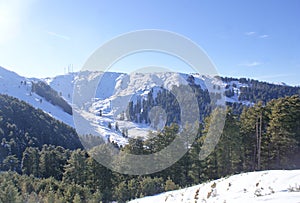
0;94;83;171
0;66;74;126
130;170;300;203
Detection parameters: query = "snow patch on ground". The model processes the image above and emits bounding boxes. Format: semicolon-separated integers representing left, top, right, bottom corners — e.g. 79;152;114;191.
130;170;300;203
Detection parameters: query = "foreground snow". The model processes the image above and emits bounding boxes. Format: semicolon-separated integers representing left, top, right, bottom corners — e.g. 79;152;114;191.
130;170;300;203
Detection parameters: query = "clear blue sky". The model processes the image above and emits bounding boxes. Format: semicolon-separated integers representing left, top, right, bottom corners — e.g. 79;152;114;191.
0;0;299;86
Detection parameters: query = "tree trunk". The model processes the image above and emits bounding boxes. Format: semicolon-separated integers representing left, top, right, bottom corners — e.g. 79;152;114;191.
257;112;262;170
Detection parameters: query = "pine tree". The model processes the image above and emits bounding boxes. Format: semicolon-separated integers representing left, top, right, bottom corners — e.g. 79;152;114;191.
114;181;130;203
267;96;300;169
1;155;19;172
85;156;111;201
164;178;179;192
239;102;268;171
39;145;68;179
21;147;40;176
0;179;22;203
215;108;242;176
108;122;112;129
63;149;88;185
198;107;226;180
72;194;81;203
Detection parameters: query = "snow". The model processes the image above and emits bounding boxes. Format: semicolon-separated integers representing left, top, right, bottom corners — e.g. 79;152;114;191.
0;66;74;127
129;170;300;203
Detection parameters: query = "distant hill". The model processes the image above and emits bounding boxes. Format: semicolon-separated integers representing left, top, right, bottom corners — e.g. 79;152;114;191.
222;77;300;104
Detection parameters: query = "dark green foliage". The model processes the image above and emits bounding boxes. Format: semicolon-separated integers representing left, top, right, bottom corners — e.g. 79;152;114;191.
225;89;235;97
21;147;40;176
39;145;70;179
0;171;103;203
0;94;82;172
1;155;20;172
63;149;89;185
222;77;300;104
164;178;180;192
31;81;72;115
113;177;164;202
239;80;298;103
0;176;22;203
266;95;300;169
139;177;164;197
127;84;211;125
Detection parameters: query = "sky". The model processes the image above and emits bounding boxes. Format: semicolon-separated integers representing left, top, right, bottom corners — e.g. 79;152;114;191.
0;0;299;86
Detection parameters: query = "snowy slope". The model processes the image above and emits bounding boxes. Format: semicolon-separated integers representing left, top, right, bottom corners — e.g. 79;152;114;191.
0;66;74;126
130;170;300;203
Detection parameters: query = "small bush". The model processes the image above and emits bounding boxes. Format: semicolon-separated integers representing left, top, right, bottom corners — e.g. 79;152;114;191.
288;184;300;192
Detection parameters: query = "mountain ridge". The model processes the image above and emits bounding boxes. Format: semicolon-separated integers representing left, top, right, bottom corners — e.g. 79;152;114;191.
0;66;299;146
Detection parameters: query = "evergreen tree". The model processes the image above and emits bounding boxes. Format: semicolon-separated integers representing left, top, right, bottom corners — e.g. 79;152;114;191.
215;108;242;176
39;145;68;179
21;147;40;176
267;96;300;169
85;156;110;201
63;149;88;186
1;155;19;172
0;179;22;203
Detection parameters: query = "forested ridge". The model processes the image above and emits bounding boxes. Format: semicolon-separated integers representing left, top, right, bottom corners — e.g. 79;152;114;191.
127;75;300;125
0;94;83;173
0;92;299;202
222;77;300;103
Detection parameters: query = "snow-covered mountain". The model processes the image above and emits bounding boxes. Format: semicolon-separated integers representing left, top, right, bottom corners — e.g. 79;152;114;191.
129;170;300;203
1;66;297;146
45;71;227;145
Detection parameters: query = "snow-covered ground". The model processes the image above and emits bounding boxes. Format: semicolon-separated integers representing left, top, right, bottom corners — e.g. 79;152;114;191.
130;170;300;203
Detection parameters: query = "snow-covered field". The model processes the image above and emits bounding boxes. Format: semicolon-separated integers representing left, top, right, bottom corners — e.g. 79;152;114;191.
130;170;300;203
